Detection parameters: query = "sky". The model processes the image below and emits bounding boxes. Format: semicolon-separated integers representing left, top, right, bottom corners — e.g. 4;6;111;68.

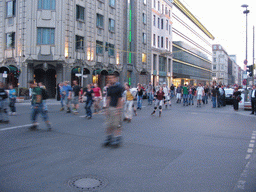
180;0;256;69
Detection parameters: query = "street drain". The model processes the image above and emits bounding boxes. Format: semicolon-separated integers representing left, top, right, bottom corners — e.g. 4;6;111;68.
68;175;108;191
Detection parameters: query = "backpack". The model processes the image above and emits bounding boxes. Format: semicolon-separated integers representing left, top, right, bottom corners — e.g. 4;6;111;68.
41;88;49;100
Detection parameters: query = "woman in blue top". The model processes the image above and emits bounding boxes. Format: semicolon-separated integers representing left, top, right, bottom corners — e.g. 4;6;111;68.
9;84;16;115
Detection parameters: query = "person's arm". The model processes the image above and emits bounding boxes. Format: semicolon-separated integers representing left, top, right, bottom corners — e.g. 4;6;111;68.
99;89;102;99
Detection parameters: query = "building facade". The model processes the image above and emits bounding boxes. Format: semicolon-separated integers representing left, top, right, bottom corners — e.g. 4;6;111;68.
0;0;152;98
151;0;173;87
172;0;214;87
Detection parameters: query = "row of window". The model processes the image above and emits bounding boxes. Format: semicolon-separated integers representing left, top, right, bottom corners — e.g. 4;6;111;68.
152;34;171;50
153;54;172;72
152;0;171;17
153;15;171;34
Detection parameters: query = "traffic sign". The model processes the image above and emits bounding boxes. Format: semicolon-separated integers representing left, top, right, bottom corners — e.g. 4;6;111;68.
243;79;247;85
244;60;248;65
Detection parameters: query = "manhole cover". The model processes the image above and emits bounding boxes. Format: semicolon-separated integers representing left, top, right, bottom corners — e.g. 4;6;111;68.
68;175;108;191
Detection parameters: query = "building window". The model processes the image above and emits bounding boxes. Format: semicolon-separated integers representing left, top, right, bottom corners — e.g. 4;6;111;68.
37;28;55;45
142;13;147;24
162;4;164;14
213;51;216;55
169;25;171;35
76;5;84;21
169;10;171;17
161;19;163;29
153;34;156;46
143;33;147;44
168;59;171;72
142;53;147;63
96;14;104;28
213;57;216;63
143;0;146;5
165;7;167;15
161;36;163;48
166;20;168;30
166;38;168;49
153;15;156;26
109;19;115;32
109;0;115;7
157;36;160;48
96;40;103;55
38;0;55;10
212;73;216;77
6;0;16;17
6;32;15;49
158;18;160;28
213;65;216;70
153;0;156;8
153;54;157;70
158;1;160;11
159;56;166;72
75;35;84;50
108;43;115;56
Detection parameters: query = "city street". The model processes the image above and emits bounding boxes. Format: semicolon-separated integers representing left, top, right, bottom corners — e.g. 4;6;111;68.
1;99;256;192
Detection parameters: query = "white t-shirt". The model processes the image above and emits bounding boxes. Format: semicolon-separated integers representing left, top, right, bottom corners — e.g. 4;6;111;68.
197;86;204;95
163;87;169;96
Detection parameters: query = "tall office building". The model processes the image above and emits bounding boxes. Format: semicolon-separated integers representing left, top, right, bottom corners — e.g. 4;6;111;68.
0;0;152;97
172;0;214;87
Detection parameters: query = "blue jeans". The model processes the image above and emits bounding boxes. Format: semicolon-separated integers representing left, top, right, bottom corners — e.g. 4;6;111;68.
170;90;174;99
9;98;16;112
204;95;208;104
0;99;9;121
147;93;153;104
31;103;49;123
85;100;93;117
137;96;142;109
212;97;216;108
183;94;188;104
188;94;194;105
60;94;64;107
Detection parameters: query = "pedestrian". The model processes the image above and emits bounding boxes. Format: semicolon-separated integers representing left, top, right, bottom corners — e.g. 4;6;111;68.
176;84;182;103
204;85;209;104
123;84;135;123
93;83;102;114
38;82;48;112
147;81;153;105
250;85;256;115
151;87;165;117
137;84;143;110
102;84;109;109
8;84;16;115
82;84;94;119
103;74;124;148
61;81;72;113
72;80;81;114
0;82;9;123
188;86;194;105
232;87;241;111
211;86;217;108
182;84;189;106
59;82;64;111
28;80;51;131
170;84;175;99
196;83;204;107
163;82;171;108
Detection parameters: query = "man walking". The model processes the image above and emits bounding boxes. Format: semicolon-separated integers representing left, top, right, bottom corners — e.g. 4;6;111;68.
61;81;72;113
103;74;124;148
163;82;171;108
196;83;204;107
29;80;51;131
250;85;256;115
147;81;153;105
176;84;182;103
72;80;81;114
182;84;189;106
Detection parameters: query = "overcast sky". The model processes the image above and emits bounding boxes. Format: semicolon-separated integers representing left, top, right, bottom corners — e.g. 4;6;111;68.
179;0;256;69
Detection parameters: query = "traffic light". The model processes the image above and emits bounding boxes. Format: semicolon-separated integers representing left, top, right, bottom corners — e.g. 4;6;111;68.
247;65;254;77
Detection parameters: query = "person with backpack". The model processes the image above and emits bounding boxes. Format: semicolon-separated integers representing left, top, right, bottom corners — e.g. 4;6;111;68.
38;82;48;112
8;84;16;115
0;82;9;123
29;80;52;131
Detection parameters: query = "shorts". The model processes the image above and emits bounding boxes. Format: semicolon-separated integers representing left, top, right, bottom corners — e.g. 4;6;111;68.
197;95;203;100
63;96;71;106
155;99;163;107
72;96;79;105
107;107;121;129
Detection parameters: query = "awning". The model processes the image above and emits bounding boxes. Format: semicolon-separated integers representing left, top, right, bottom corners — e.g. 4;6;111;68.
101;70;108;75
92;69;101;75
0;66;10;74
72;67;81;74
83;68;90;75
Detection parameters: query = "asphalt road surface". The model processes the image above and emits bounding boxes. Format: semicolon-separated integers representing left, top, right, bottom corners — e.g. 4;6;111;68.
1;99;256;192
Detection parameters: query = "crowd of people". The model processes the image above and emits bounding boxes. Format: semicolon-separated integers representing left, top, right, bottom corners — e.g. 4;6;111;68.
0;77;255;147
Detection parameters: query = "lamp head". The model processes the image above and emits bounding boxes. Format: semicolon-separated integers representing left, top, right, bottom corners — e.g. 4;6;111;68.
241;4;248;8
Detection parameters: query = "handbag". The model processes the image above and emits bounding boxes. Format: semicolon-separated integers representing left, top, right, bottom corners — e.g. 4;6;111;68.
237;95;242;102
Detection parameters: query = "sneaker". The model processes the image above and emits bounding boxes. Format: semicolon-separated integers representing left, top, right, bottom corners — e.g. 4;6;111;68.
159;111;161;117
102;135;112;147
123;118;127;121
151;111;155;115
111;136;122;148
60;107;64;111
12;112;16;116
67;108;71;113
127;119;131;123
29;125;37;130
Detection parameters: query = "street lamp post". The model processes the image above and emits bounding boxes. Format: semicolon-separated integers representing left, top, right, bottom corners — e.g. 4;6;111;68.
242;4;249;91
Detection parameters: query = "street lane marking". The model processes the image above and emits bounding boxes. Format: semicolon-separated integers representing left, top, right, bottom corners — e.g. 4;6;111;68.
251;136;256;139
0;124;33;131
249;143;254;148
247;148;253;153
245;154;251;160
250;140;255;143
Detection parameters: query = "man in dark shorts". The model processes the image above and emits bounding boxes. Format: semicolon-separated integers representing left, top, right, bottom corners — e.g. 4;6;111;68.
103;74;124;148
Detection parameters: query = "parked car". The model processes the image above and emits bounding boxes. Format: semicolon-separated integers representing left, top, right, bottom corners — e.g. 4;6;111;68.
224;88;234;104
